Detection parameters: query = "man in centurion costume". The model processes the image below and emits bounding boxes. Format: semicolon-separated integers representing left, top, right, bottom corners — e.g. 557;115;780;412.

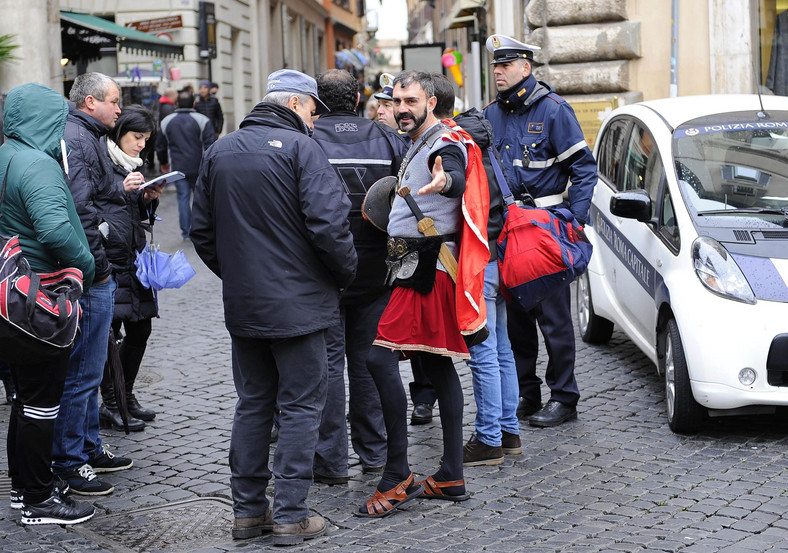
357;71;489;518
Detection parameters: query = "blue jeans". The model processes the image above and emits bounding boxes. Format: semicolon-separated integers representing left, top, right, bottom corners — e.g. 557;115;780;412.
52;276;117;473
467;262;519;446
176;175;196;239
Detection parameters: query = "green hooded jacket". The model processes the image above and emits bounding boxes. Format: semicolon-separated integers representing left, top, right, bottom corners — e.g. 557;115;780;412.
0;83;95;288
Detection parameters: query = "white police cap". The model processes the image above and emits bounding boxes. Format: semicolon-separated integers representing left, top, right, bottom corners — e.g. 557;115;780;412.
374;73;395;101
485;34;540;65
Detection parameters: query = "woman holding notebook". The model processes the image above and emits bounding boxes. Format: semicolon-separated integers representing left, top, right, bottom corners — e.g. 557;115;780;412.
97;104;164;431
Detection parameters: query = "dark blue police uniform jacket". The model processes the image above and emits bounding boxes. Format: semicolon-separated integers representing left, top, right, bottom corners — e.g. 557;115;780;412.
484;75;597;224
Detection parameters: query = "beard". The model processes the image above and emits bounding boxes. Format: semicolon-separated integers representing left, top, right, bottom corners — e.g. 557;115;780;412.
396;105;428;133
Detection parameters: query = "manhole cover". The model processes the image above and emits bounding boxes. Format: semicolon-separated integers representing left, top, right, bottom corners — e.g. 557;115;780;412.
73;498;237;552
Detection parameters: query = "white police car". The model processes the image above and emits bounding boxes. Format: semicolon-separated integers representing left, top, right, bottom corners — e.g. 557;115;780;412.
578;94;788;433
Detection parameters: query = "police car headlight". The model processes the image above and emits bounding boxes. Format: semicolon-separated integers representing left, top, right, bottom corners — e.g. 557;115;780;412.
692;237;756;304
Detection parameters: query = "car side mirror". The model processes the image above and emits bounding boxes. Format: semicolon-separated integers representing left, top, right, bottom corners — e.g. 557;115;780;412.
610;190;652;222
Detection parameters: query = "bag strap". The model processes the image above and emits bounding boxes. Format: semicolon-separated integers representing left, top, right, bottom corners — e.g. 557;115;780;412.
488;147;516;206
396;123;446;186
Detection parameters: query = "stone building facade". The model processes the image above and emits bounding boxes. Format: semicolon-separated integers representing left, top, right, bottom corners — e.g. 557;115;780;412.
414;0;778;115
0;1;366;132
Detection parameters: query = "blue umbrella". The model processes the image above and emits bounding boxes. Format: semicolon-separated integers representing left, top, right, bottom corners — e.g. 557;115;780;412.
135;243;196;290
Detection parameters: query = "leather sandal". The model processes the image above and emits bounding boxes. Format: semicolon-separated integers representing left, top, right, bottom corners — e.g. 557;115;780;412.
418;476;470;502
356;473;424;518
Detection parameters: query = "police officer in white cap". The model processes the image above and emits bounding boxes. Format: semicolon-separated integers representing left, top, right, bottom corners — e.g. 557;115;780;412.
373;73;399;130
483;34;598;428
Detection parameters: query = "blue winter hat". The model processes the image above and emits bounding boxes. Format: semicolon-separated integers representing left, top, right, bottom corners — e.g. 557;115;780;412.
266;69;330;114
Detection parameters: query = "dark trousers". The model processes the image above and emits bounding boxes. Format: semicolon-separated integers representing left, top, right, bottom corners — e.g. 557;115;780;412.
315;296;387;475
6;350;70;504
101;318;153;400
366;347;464;487
507;285;579;407
409;356;438;406
229;330;328;524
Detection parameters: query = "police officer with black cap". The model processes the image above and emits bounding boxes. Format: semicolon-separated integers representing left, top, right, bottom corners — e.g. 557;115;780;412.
483;34;597;428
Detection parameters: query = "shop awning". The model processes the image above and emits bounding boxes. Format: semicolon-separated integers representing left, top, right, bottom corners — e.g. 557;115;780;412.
440;0;485;31
61;11;184;61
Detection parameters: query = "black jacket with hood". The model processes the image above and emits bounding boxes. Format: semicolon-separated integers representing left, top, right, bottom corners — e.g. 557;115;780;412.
191;102;357;338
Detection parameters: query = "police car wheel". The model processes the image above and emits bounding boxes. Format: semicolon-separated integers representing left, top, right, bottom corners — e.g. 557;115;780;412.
576;272;613;345
659;317;704;434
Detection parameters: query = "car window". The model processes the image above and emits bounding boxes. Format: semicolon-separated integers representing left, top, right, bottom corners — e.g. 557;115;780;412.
622;124;657;192
673;110;788;228
659;188;680;250
597;118;629;189
643;145;664;218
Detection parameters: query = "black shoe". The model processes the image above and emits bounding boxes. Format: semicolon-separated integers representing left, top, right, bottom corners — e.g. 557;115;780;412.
56;465;114;496
11;476;70;509
88;444;133;473
516;398;542;421
410;403;433;425
21;492;95;525
127;393;156;421
99;403;145;432
313;471;350;485
10;487;22;509
462;434;504;466
528;400;577;428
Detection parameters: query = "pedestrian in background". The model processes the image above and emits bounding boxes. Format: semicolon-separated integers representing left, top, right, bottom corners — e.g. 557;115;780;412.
1;82;95;525
54;72;134;497
156;90;215;240
98;105;164;432
157;88;178;124
311;68;407;483
191;69;356;546
194;79;224;136
484;35;598;427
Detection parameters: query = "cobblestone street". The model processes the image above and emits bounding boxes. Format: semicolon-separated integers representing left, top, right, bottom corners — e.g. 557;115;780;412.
1;190;787;552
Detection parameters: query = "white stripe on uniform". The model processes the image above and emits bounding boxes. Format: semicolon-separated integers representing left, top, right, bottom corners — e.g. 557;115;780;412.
327;158;392;165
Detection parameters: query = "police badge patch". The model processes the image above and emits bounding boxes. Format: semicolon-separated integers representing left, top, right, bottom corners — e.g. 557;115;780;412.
527;122;544;133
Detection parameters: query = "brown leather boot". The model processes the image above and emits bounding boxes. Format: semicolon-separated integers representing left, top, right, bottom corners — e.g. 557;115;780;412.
232;508;273;539
272;515;326;546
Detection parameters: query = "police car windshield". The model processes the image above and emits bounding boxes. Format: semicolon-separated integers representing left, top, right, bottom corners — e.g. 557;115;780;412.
673;111;788;220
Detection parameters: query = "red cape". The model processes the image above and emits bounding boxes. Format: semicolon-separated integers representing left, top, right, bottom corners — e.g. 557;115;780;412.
441;120;490;336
